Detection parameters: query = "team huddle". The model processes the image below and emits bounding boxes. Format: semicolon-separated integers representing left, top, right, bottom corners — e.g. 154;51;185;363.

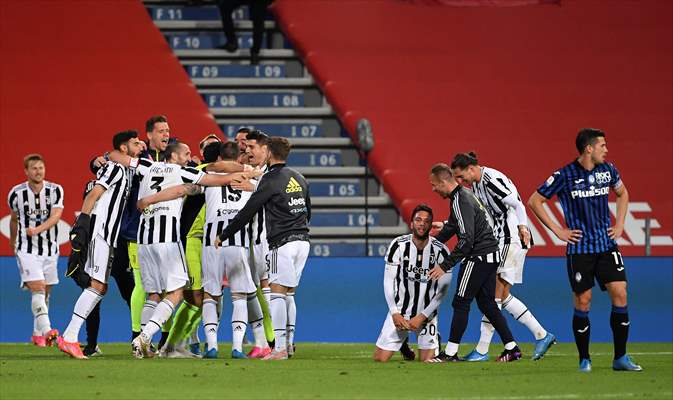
8;124;643;371
8;115;310;361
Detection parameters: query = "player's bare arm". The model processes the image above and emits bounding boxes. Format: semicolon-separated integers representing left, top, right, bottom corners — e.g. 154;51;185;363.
392;313;410;331
136;183;198;210
80;185;107;216
528;191;582;244
9;211;18;253
609;182;629;240
26;207;63;237
204;160;245;173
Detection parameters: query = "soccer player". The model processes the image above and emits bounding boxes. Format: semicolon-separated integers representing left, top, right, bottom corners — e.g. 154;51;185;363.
449;152;556;361
235;127;251;164
215;136;310;360
373;204;452;362
427;163;521;362
111;142;257;358
528;128;641;372
7;154;63;347
57;131;143;359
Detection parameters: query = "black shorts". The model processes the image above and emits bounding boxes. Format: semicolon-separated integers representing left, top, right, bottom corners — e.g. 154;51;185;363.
566;247;627;293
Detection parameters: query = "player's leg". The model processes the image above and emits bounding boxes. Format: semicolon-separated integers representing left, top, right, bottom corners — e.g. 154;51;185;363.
417;316;440;362
246;290;271;358
226;247;259;358
128;241;145;340
374;313;408;362
567;253;596;371
598;249;641;371
83;300;102;357
442;259;479;361
201;245;225;358
286;288;296;357
253;243;275;345
17;251;57;345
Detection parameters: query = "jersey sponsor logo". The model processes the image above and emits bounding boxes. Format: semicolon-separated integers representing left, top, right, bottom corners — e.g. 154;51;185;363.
285;177;303;193
405;265;430;276
287;197;305;207
570;186;609;199
142;205;170;215
25;209;50;217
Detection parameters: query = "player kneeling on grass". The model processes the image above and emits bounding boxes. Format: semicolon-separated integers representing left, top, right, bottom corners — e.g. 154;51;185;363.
374;204;452;362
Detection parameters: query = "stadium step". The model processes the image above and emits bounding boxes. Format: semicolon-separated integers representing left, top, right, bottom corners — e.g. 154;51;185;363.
145;0;403;255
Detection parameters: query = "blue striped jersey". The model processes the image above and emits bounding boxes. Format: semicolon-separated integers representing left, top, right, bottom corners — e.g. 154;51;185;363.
537;160;622;254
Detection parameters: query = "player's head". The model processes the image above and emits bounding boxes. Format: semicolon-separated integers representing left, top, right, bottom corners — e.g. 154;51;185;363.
268;136;291;163
410;204;433;240
220;141;240;161
450;152;480;186
235;127;251;152
113;130;143;157
145;115;170;151
166;142;192;166
23;154;45;184
576;128;607;164
199;134;221;158
246;130;270;167
429;163;458;199
202;141;222;163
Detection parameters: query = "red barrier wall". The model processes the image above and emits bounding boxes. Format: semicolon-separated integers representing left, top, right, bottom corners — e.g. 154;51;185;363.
273;0;673;255
0;0;221;255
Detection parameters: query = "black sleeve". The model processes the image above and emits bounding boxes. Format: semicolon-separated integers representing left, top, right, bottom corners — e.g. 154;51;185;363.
218;175;274;241
306;185;311;223
442;194;476;271
435;218;457;243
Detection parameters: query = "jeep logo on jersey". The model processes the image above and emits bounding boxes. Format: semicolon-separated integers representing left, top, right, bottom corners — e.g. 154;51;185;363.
288;197;305;207
594;171;611;185
406;265;430;275
285;177;303;193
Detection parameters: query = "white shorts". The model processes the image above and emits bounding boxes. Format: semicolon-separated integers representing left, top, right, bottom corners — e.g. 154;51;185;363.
202;246;256;296
15;251;59;287
84;235;113;284
375;314;439;351
497;242;527;285
268;240;309;288
138;242;189;293
251;241;269;285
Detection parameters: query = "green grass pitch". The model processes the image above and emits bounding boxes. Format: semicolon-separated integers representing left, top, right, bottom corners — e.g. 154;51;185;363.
1;342;671;399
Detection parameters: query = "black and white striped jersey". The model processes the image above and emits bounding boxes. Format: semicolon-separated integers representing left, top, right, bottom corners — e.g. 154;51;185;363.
203;173;252;247
134;159;204;244
7;181;64;256
89;161;130;247
472;166;523;246
248;167;267;246
384;235;450;319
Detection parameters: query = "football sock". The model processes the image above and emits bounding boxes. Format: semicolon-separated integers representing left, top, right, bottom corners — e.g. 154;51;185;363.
286;292;296;348
247;292;267;348
610;305;629;360
231;295;248;352
502;294;547;340
258;287;274;342
270;293;287;352
202;298;219;351
446;341;459;357
572;309;591;361
130;268;145;333
475;298;501;354
142;299;174;341
63;288;102;342
141;300;157;331
31;291;51;336
504;341;517;351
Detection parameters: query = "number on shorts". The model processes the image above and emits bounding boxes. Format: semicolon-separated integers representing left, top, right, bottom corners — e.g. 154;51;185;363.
420;323;436;336
611;251;624;266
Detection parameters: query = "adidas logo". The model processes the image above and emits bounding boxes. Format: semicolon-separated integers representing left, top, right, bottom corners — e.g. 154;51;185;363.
234;326;243;331
285;177;303;193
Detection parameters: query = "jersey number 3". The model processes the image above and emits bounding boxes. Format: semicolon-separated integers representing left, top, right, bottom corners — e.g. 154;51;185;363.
150;176;164;193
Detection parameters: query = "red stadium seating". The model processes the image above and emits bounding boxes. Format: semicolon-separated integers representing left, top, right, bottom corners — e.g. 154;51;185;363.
272;0;673;255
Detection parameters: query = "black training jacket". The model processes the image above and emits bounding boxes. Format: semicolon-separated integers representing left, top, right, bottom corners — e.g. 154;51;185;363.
218;163;310;249
436;185;499;271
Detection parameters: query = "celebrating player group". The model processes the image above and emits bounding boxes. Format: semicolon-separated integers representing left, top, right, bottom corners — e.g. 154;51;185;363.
8;121;642;371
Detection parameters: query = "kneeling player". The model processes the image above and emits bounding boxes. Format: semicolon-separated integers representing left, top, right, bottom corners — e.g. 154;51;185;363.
374;204;452;362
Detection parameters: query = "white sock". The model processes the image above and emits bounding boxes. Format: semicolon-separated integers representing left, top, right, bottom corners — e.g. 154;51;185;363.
446;341;460;356
247;293;267;348
270;293;287;352
502;294;547;340
202;299;219;351
504;341;517;351
141;300;158;331
231;296;247;353
63;288;103;342
475;298;501;354
141;299;174;341
31;291;51;336
286;292;296;348
262;287;271;306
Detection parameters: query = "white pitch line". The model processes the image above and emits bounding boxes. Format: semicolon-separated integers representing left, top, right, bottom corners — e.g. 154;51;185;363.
431;393;672;400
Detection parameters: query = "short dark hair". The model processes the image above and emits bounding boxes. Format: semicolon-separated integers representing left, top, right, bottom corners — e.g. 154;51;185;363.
220;141;240;161
430;163;453;180
450;152;478;170
145;115;168;133
268;137;291;161
411;203;433;221
23;154;44;169
246;129;269;145
202;142;222;163
236;127;251;135
575;128;605;154
112;130;138;151
165;141;183;162
199;134;220;150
